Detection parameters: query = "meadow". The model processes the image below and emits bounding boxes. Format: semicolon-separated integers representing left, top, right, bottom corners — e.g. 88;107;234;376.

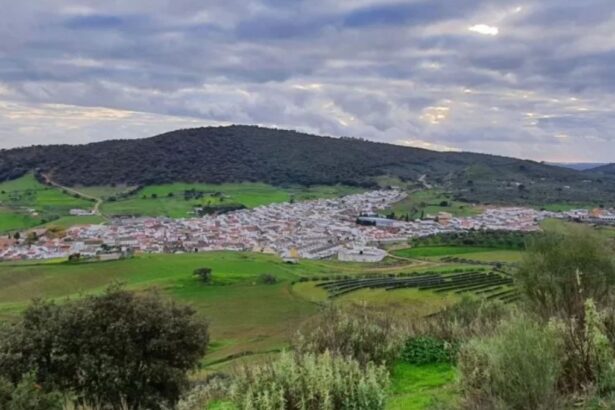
101;183;363;217
384;189;480;220
0;242;531;408
0;174;94;232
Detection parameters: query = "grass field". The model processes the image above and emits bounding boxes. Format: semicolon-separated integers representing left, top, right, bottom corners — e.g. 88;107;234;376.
393;246;500;258
0;252;460;363
0;246;519;408
387;363;458;409
0;174;94;232
101;183;363;218
0;249;496;366
385;190;480;219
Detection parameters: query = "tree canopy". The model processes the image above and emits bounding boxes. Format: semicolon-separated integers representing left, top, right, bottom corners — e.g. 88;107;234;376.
0;286;209;409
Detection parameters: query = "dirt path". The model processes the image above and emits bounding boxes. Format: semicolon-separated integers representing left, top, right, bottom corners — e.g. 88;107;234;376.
40;174;105;217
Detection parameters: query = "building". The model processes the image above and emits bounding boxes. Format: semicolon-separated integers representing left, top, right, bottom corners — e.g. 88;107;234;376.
356;216;395;227
70;209;95;216
437;212;453;225
338;246;387;262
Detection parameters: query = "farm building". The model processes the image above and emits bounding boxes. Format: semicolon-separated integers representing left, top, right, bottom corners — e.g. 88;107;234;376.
338;246;387;262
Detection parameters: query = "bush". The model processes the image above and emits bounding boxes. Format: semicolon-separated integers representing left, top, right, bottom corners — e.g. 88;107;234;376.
194;267;213;283
410;296;510;342
516;225;615;319
401;336;459;365
230;351;389;410
0;286;209;409
458;315;563;410
0;373;62;410
259;273;278;285
293;305;404;366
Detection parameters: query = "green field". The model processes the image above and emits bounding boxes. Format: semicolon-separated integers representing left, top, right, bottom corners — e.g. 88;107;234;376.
393;246;501;258
0;174;94;232
101;183;363;218
0;252;457;363
0;245;524;408
387;363;458;409
385;189;480;220
0;249;503;366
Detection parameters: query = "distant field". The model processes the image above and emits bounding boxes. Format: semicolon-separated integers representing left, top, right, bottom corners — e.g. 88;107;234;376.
75;185;136;200
386;189;479;220
0;208;42;232
0;174;94;232
393;246;500;258
538;203;594;212
101;183;363;218
42;215;106;229
393;246;525;264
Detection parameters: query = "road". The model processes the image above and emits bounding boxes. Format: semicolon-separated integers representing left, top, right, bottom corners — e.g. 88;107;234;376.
40;173;104;217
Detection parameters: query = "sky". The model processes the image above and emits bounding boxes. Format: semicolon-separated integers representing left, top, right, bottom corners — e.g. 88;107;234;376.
0;1;614;162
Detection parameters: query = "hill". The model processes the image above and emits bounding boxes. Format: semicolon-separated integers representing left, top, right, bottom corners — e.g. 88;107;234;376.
548;162;608;171
588;163;615;174
1;125;614;205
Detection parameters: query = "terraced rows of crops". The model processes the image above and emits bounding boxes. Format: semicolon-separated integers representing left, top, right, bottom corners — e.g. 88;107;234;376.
317;271;519;302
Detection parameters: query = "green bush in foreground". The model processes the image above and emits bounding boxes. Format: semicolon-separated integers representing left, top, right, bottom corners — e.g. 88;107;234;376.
458;315;563;410
401;337;459;365
0;286;209;410
293;305;404;367
230;351;389;410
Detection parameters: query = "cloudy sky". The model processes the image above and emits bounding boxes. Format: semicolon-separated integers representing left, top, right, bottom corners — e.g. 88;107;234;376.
1;1;614;162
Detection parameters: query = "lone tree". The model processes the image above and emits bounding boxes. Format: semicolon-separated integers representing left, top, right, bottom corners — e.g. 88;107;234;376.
194;267;213;283
0;286;209;410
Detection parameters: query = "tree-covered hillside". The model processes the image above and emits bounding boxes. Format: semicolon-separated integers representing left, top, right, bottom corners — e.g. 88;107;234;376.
588;163;615;174
1;125;613;205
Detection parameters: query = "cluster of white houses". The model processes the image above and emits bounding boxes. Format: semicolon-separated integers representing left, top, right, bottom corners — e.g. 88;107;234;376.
0;190;601;263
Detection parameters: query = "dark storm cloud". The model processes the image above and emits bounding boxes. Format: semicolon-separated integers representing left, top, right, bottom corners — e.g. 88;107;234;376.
0;0;614;162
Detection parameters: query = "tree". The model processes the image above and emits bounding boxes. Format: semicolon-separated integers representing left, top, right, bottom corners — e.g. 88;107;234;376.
25;232;38;246
0;286;209;409
259;273;278;285
516;225;615;319
194;267;213;283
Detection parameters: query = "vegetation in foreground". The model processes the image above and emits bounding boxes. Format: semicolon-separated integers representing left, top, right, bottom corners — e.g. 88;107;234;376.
1;224;615;408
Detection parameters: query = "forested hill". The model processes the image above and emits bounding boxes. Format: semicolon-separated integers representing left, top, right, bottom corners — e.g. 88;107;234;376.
588;163;615;174
1;125;614;205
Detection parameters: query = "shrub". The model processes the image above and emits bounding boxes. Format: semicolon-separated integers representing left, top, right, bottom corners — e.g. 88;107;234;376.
259;273;278;285
194;267;213;283
516;225;615;319
0;373;62;410
411;296;510;342
401;336;459;365
230;351;389;410
0;286;209;409
293;305;404;366
553;299;615;395
458;315;563;410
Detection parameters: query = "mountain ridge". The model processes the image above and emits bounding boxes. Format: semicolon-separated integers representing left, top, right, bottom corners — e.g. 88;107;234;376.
1;125;613;205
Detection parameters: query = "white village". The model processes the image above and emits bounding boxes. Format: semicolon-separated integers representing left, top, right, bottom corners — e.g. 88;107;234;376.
1;189;603;263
